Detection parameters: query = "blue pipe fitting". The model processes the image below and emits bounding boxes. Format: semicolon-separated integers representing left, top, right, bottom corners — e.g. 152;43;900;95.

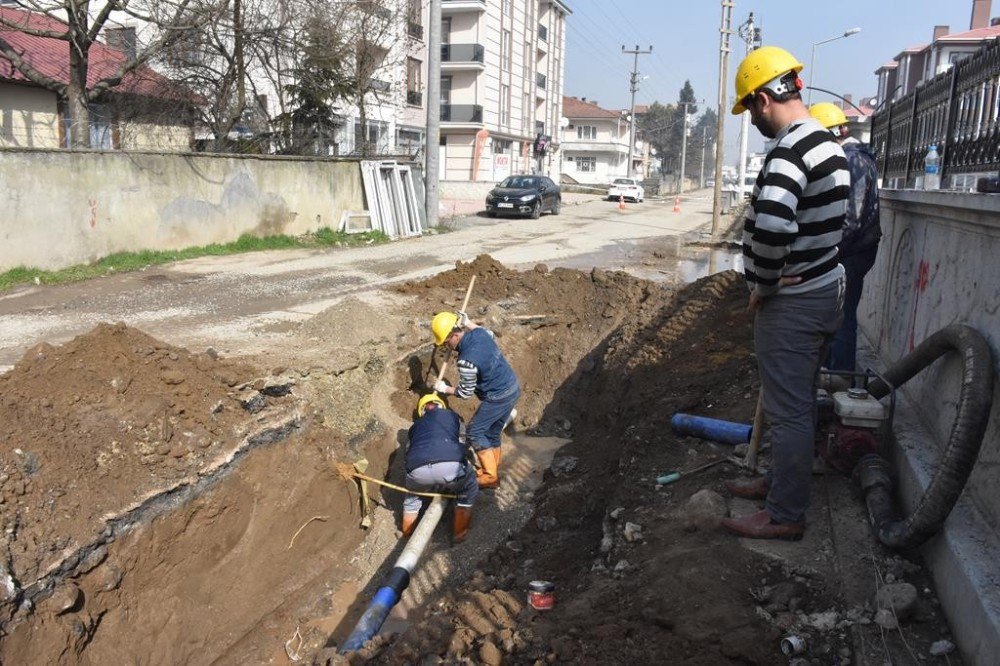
671;413;752;445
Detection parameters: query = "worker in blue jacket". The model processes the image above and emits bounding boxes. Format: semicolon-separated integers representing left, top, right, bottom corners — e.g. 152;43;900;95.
431;311;520;490
403;393;478;543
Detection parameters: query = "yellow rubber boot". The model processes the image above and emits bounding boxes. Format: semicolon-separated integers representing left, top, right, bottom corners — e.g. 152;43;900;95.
453;505;473;544
401;511;419;537
476;448;500;490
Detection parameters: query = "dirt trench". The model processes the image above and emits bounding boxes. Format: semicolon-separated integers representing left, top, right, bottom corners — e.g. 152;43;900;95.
0;255;956;665
0;255;673;664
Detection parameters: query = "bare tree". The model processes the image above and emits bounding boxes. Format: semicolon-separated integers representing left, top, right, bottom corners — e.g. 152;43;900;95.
0;1;215;148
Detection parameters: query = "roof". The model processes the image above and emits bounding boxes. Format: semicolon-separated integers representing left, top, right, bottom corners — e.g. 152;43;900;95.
935;26;1000;41
562;96;622;119
901;43;929;53
0;6;191;102
845;98;877;120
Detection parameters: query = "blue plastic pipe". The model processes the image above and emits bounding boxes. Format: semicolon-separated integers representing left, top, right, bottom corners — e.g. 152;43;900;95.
339;496;446;653
671;413;752;445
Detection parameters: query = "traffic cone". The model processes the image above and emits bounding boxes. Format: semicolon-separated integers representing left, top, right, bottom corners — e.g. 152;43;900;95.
618;194;626;213
673;197;681;213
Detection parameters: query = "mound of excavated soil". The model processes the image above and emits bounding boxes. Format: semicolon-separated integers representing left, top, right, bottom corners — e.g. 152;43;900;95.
0;323;260;588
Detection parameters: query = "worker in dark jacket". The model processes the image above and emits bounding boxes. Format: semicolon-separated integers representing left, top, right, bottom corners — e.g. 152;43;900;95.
403;393;478;543
431;311;520;490
810;102;882;372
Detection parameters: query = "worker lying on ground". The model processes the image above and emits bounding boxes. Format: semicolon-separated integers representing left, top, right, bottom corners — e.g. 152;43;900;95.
431;311;520;490
402;393;478;543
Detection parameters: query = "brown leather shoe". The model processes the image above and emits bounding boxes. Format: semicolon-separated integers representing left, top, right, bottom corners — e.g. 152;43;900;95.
724;476;769;500
720;509;805;541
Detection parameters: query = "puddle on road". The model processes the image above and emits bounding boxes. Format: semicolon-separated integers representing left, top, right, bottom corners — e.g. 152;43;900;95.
534;235;743;285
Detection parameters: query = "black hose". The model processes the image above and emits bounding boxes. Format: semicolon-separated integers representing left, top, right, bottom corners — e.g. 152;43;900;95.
864;325;994;549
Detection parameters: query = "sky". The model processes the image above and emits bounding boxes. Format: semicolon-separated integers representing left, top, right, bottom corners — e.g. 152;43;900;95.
564;0;981;163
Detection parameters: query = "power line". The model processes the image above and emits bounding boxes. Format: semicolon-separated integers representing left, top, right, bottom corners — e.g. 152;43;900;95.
623;44;653;178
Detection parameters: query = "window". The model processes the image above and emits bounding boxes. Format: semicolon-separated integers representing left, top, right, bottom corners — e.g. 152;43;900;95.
522;92;531;132
523;42;531;79
441;17;451;43
406;57;422;106
441;75;452;106
576;125;597;140
577;156;597;172
501;0;511;17
501;29;512;71
500;83;511;126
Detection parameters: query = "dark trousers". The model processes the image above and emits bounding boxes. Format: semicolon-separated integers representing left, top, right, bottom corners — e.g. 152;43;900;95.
756;278;844;524
828;246;878;372
467;389;520;451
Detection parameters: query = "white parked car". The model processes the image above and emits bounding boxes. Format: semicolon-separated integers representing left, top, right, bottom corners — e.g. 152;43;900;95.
607;177;644;203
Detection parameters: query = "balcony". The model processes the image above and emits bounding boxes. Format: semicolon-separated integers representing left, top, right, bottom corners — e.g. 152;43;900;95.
442;0;487;12
441;43;486;71
441;104;484;125
369;79;391;94
407;90;423;106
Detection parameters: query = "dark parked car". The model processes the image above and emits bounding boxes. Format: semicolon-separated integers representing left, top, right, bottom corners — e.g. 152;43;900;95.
485;175;561;219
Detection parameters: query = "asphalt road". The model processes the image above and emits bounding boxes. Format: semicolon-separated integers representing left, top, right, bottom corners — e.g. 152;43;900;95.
0;191;718;368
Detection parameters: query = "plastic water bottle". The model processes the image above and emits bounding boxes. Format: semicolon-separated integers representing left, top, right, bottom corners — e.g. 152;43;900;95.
923;144;941;190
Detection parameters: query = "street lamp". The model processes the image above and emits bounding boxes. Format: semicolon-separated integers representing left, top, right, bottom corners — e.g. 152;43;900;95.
808;27;861;105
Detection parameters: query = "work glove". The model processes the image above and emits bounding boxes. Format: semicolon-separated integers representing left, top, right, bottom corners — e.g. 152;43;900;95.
456;310;470;329
434;379;450;394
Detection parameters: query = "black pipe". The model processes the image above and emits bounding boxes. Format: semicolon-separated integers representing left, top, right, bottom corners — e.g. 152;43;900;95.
863;325;994;549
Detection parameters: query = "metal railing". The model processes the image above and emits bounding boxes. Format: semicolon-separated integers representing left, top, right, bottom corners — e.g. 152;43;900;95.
440;104;483;123
407;90;423;106
407;19;423;40
871;38;1000;187
441;43;485;64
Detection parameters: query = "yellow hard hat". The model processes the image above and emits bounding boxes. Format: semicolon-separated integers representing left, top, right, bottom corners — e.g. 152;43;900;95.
417;393;446;417
431;311;460;346
732;46;805;115
809;102;849;129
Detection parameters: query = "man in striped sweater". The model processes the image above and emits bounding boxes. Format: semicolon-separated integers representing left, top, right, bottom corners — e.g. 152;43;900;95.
720;47;849;541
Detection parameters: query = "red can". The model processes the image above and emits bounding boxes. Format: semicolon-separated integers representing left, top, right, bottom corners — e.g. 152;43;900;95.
527;580;556;610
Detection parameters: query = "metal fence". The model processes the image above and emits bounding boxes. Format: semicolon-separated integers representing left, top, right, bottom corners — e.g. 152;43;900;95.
871;38;1000;187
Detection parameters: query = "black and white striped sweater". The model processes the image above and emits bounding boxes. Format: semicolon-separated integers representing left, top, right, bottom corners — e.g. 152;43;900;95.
743;118;850;296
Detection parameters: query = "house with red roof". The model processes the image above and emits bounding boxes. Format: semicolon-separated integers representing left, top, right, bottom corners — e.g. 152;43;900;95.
0;6;196;151
560;96;637;185
875;0;1000;104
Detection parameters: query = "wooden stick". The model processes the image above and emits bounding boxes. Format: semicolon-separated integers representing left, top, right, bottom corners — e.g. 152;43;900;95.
745;389;765;471
434;274;477;387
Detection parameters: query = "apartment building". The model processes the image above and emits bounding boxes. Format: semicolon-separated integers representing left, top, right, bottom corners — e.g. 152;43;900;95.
438;0;571;182
875;0;1000;105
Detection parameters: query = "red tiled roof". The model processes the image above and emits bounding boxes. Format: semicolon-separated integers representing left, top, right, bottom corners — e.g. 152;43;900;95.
0;6;190;102
562;96;622;119
936;26;1000;41
896;43;929;56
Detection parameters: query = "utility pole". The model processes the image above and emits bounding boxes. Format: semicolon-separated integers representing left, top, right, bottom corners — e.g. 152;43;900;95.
711;0;735;236
699;126;709;189
736;12;761;199
678;102;695;195
623;44;653;178
425;0;442;228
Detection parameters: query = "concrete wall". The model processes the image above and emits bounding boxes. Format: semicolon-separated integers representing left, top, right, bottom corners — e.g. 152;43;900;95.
860;190;1000;527
0;84;61;149
859;190;1000;664
0;148;365;271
